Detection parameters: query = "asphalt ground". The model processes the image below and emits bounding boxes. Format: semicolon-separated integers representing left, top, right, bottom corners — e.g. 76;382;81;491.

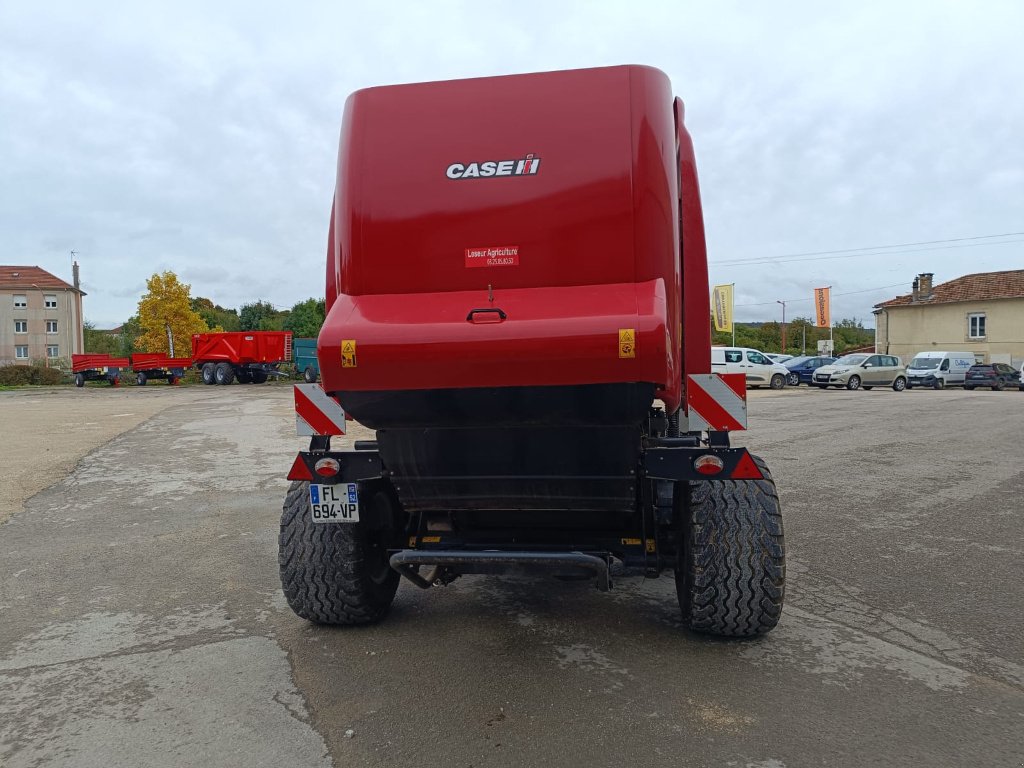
1;384;1021;767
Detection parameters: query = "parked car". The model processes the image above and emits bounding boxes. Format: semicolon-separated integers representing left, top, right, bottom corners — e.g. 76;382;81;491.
905;351;975;389
812;353;907;391
783;355;836;386
711;346;790;389
1020;364;1024;391
963;363;1020;391
766;353;793;364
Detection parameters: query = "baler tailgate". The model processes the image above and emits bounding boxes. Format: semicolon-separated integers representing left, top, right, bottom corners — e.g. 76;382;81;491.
319;279;669;392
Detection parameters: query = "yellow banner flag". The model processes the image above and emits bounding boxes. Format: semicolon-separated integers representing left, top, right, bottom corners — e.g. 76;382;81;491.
712;284;734;333
814;287;831;328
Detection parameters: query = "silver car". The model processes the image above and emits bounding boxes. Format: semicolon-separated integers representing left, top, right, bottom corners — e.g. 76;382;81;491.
812;353;908;391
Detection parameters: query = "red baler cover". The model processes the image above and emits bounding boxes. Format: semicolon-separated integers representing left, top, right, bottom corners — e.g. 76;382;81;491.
320;65;710;412
191;332;292;365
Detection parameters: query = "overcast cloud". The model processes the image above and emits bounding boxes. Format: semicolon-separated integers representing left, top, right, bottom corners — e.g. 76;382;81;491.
1;1;1022;327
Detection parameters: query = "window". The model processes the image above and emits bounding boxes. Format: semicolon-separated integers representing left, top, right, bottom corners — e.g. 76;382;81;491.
746;351;769;364
14;320;27;334
47;345;59;358
44;294;57;309
13;294;27;308
46;320;57;334
968;313;986;339
724;350;743;363
15;346;29;359
885;356;900;367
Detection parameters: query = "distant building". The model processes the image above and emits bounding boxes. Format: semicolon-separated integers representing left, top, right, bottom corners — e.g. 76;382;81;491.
874;270;1024;367
0;264;85;364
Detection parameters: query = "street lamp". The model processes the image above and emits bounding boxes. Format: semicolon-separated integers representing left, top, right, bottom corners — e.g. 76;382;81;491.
776;300;787;353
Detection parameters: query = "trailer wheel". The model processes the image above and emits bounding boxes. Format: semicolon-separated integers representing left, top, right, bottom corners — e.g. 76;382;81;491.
251;371;268;384
278;481;400;625
303;366;317;383
676;455;785;638
136;372;147;386
236;370;252;384
201;363;216;385
214;362;235;385
74;373;85;388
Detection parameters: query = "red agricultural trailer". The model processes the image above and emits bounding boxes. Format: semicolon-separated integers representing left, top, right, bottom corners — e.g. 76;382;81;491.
192;331;292;385
279;65;785;638
130;353;191;386
72;354;130;387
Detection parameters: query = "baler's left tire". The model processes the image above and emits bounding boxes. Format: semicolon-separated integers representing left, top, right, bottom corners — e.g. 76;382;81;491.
279;481;400;626
676;455;785;638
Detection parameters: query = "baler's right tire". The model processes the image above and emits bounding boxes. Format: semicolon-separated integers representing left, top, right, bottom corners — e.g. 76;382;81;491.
278;481;400;625
214;362;235;385
201;363;216;385
676;455;785;638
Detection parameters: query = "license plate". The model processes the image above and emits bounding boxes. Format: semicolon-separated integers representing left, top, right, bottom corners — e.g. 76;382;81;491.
309;483;359;523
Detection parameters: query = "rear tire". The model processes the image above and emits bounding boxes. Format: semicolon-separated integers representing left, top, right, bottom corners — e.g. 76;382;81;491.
770;373;786;390
201;363;216;385
676;455;785;637
846;375;861;391
74;373;85;387
214;362;235;385
304;366;317;384
136;372;147;386
278;481;400;625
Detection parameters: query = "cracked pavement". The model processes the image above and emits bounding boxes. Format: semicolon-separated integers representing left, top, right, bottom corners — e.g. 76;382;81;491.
1;385;1021;767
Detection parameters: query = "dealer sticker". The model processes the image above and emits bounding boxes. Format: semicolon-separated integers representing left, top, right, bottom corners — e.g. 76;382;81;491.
309;483;359;523
465;246;519;268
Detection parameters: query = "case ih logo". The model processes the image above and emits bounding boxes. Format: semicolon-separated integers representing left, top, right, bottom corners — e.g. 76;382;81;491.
446;154;541;180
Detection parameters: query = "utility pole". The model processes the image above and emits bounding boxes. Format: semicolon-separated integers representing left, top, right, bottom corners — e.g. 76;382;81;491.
776;300;787;353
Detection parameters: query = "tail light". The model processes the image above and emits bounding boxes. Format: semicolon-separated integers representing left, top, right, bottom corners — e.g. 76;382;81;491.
694;454;725;475
314;458;340;477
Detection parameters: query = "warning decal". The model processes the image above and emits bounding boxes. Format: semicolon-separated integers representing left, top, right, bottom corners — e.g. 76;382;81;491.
618;329;636;359
341;339;357;368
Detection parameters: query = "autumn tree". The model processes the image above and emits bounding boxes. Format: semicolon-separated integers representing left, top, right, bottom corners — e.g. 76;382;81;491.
136;271;211;355
283;298;326;338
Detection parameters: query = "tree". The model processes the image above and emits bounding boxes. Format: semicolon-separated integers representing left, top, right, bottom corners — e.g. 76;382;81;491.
136;272;211;355
83;321;121;354
118;315;143;357
192;296;240;332
239;300;288;331
283;298;326;338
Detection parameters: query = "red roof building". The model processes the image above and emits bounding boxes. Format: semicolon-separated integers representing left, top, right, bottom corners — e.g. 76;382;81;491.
1;264;85;364
874;271;1024;367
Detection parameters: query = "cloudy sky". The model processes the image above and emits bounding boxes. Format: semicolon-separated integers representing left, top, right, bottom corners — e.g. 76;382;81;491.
2;1;1022;327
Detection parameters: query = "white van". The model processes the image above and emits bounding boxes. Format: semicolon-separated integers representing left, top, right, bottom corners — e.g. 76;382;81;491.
711;347;790;389
905;351;975;389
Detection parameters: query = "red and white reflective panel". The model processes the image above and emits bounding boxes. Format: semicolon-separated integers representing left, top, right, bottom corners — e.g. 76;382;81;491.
685;373;748;432
294;384;347;436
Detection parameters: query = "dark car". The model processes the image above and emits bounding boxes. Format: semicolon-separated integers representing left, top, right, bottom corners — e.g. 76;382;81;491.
784;355;836;386
963;363;1019;391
